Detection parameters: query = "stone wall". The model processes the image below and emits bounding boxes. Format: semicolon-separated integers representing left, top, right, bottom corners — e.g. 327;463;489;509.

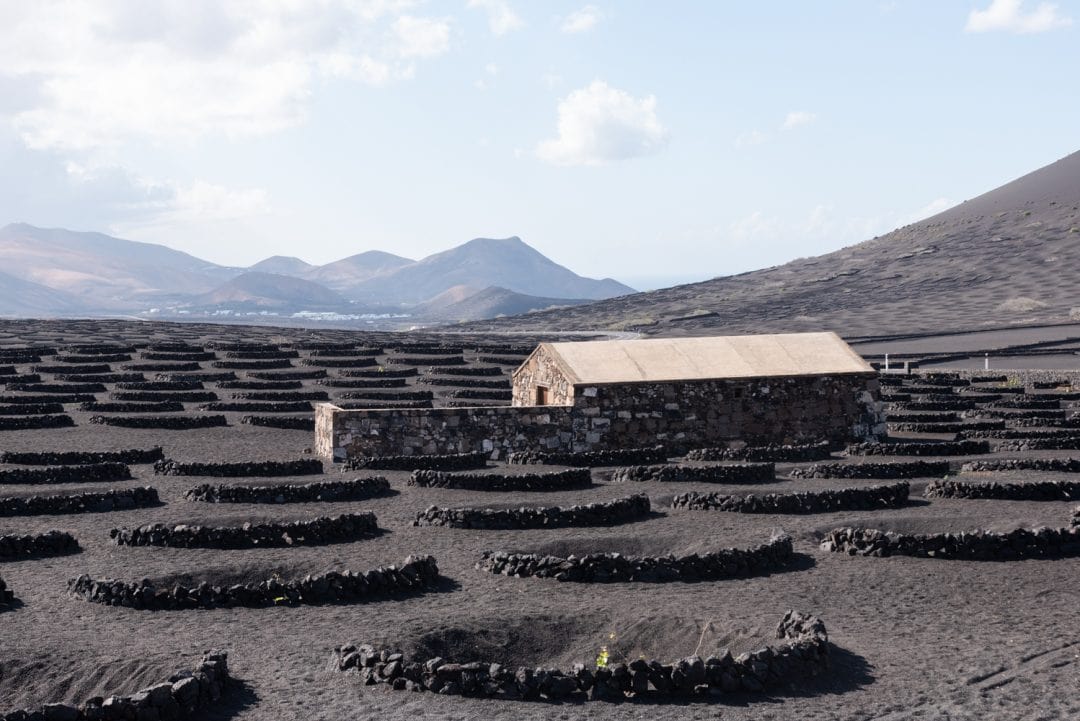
0;487;159;517
610;463;775;484
925;478;1080;500
0;650;230;721
409;468;592;492
111;513;379;549
822;525;1080;560
154;458;323;477
413;494;651;529
0;530;80;560
184;478;390;504
790;461;948;479
316;403;575;461
329;610;828;700
672;482;910;514
319;371;883;461
68;555;439;610
476;534;794;583
0;462;131;485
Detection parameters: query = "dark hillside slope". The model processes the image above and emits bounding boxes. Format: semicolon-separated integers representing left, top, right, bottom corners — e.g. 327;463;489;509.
456;150;1080;337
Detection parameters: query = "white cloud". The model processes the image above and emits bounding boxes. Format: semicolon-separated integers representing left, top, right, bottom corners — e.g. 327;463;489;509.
965;0;1072;33
782;111;817;130
393;16;452;59
735;129;769;148
0;1;451;151
467;0;524;35
561;5;604;34
536;81;668;166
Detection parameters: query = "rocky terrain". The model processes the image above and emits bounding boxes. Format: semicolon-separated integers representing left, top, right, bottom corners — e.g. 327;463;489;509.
0;318;1077;720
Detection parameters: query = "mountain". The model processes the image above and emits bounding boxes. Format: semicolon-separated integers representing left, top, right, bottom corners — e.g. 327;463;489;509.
303;251;414;293
194;272;349;309
0;269;81;316
0;224;629;323
454;150;1080;337
343;237;635;304
249;256;314;275
414;285;592;322
0;223;240;309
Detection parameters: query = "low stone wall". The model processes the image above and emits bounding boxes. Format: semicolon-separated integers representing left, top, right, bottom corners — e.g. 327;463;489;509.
507;446;669;467
419;377;508;389
340;390;433;402
0;448;163;465
993;436;1080;451
477;534;794;583
448;389;513;401
300;357;377;368
0;530;80;560
610;463;775;484
111;512;380;549
0;650;231;721
925;478;1080;501
961;458;1080;473
790;461;948;479
201;401;312;413
68;555;439;610
212;359;292;370
318;404;576;461
885;412;960;423
343;451;489;472
116;380;204;391
320;378;408;389
90;415;228;429
409;468;592;492
218;380;302;390
184;477;390;504
0;487;160;517
6;382;105;393
154;458;323;477
672;482;910;514
961;428;1080;440
1011;416;1080;428
845;440;990;457
413;494;651;530
125;361;202;372
231;390;328;401
111;390;219;403
0;393;94;404
241;415;315;431
249;369;325;380
0;414;75;431
0;402;64;415
82;400;186;413
887;421;1005;433
156;371;236;382
685;442;831;463
330;610;828;700
0;462;131;485
821;525;1080;560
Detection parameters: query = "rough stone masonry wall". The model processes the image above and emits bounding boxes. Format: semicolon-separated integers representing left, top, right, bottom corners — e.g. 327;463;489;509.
329;610;828;700
319;372;883;460
571;374;884;451
511;345;576;406
0;650;230;721
316;403;575;460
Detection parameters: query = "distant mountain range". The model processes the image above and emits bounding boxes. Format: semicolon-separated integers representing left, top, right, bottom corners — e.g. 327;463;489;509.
0;224;634;324
457;149;1080;337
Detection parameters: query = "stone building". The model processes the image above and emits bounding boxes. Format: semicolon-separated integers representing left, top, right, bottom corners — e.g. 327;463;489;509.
316;332;884;461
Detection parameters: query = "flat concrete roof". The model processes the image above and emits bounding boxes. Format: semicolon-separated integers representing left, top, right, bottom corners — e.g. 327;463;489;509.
538;332;874;385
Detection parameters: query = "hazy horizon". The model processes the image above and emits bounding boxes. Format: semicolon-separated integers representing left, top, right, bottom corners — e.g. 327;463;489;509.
1;0;1077;284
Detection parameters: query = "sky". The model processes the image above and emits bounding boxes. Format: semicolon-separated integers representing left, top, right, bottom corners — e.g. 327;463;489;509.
0;0;1078;291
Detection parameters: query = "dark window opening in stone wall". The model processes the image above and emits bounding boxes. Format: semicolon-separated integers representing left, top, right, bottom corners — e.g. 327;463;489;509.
536;386;550;405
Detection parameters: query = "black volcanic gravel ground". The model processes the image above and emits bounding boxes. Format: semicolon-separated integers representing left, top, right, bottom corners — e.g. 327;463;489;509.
0;319;1077;721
